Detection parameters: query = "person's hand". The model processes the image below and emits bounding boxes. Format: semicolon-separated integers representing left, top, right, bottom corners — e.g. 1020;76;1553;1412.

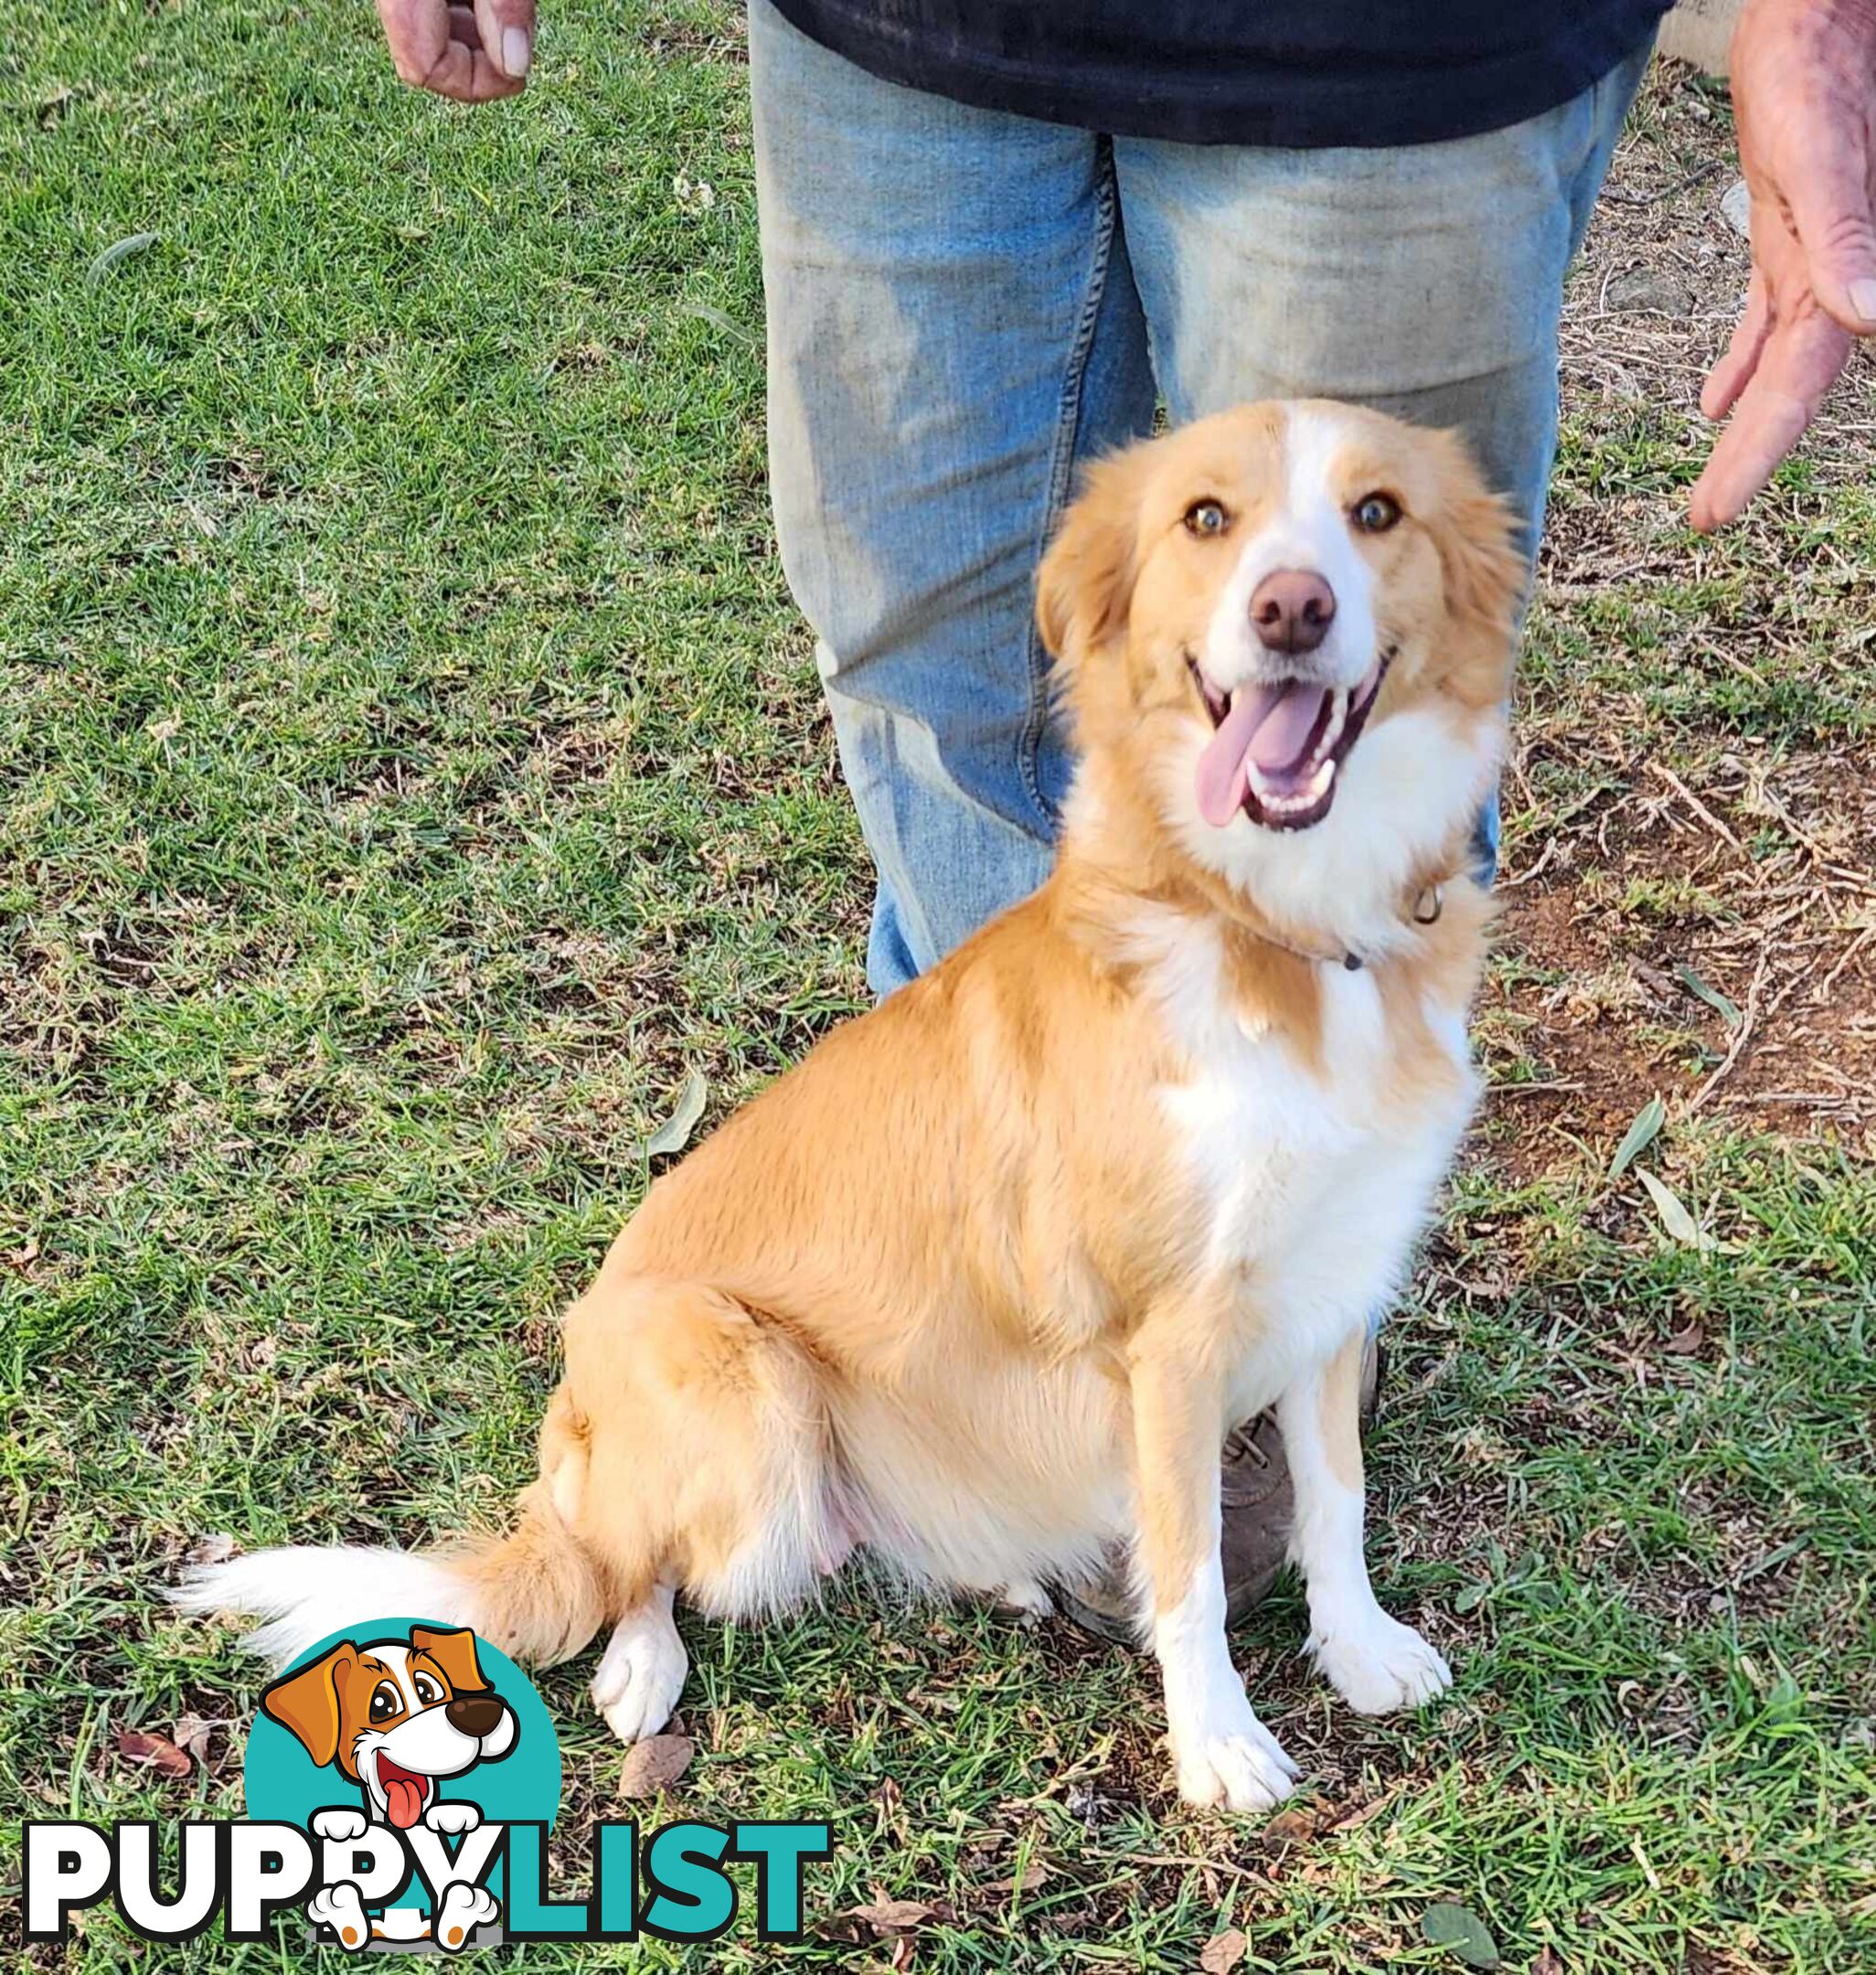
377;0;536;103
1690;0;1876;530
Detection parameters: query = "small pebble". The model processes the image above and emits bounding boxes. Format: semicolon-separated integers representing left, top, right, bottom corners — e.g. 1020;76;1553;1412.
1720;177;1752;240
1606;267;1695;315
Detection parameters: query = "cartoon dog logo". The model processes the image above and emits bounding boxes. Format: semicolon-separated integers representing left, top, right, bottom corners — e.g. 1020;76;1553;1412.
260;1625;515;1950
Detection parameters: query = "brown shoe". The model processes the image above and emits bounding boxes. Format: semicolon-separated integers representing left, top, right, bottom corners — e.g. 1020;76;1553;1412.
1052;1332;1382;1644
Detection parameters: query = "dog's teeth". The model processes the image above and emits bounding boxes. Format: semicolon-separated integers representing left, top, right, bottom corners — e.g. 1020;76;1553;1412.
1316;690;1348;761
1247;754;1337;816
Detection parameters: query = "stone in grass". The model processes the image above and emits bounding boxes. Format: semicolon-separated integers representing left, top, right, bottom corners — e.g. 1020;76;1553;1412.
1721;176;1752;240
1606;266;1696;315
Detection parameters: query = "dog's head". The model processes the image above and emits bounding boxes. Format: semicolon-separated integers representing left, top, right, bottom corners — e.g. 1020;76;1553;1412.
1039;400;1522;948
260;1626;517;1829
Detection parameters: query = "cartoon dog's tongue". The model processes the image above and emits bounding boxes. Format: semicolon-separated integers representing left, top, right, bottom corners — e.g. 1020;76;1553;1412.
1196;680;1328;827
378;1755;427;1830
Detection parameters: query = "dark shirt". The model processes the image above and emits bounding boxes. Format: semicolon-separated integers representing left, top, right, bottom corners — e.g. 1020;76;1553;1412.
764;1;1673;148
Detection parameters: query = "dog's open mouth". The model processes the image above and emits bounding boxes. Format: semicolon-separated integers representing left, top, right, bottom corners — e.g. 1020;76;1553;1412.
377;1751;434;1830
1190;650;1390;831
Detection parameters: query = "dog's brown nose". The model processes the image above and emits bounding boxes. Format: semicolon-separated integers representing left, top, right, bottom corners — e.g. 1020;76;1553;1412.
445;1692;506;1738
1250;569;1336;655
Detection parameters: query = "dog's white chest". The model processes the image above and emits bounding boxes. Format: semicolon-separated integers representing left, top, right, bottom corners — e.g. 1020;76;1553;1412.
1162;964;1391;1253
1150;936;1474;1395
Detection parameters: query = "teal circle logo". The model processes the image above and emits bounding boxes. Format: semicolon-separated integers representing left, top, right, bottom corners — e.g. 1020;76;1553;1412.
243;1617;560;1948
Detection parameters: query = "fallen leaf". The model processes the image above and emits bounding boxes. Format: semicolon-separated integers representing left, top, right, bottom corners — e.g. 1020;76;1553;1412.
1262;1804;1322;1849
890;1936;915;1972
679;298;760;351
1532;1949;1568;1975
1676;963;1742;1032
1637;1169;1720;1253
847;1900;934;1932
185;1532;237;1567
1327;1790;1400;1832
1738;1533;1808;1583
1199;1927;1249;1972
872;1774;907;1840
1422;1902;1500;1970
641;1070;708;1158
1607;1094;1666;1180
86;231;160;289
116;1729;192;1779
3;1237;38;1271
1659;1320;1704;1355
616;1733;694;1798
983;1858;1050;1895
172;1713;222;1760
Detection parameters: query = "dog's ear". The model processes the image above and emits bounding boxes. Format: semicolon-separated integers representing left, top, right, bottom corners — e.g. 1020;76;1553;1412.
1428;430;1524;656
260;1643;357;1768
410;1625;491;1696
1036;447;1146;662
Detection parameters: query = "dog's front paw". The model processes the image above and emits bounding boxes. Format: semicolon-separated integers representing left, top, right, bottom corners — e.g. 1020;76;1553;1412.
591;1614;688;1746
433;1883;499;1952
424;1799;482;1836
311;1807;368;1843
307;1884;371;1951
1312;1609;1451;1715
1171;1709;1299;1814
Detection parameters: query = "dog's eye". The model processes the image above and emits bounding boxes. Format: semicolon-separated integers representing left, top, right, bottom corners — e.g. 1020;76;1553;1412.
368;1681;402;1723
412;1673;443;1706
1351;491;1402;533
1183;498;1230;538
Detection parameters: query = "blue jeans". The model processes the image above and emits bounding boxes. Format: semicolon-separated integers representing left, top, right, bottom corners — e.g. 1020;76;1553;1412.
751;0;1651;996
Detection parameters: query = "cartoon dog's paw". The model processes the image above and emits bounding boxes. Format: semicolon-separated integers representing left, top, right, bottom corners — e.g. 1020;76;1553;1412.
423;1799;482;1836
311;1807;369;1843
1312;1609;1452;1716
306;1884;371;1952
433;1882;500;1952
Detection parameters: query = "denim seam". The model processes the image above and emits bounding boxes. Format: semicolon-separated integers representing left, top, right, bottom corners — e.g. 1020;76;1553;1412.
1017;144;1119;833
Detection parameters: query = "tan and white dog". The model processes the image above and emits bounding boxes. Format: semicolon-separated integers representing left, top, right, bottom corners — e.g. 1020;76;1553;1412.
180;400;1520;1812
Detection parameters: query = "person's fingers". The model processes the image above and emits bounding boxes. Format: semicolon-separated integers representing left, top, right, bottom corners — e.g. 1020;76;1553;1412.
378;0;528;98
1689;303;1854;530
1779;114;1876;333
432;39;528;101
377;0;452;90
473;0;536;82
1700;265;1774;422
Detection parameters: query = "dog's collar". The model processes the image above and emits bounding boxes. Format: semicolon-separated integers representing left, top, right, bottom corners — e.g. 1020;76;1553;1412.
1246;879;1448;972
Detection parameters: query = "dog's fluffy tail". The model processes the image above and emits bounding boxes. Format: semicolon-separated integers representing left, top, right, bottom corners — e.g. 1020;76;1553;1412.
171;1395;611;1671
169;1544;480;1670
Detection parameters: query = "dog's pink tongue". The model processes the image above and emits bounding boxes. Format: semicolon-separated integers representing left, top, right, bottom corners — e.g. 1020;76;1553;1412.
1195;681;1322;827
1246;683;1327;774
385;1776;425;1830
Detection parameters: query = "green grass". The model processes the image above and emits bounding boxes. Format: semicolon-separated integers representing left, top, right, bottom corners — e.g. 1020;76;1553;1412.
4;6;1874;1970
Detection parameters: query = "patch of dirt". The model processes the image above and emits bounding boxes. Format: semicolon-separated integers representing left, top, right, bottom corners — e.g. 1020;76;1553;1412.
1483;745;1876;1170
